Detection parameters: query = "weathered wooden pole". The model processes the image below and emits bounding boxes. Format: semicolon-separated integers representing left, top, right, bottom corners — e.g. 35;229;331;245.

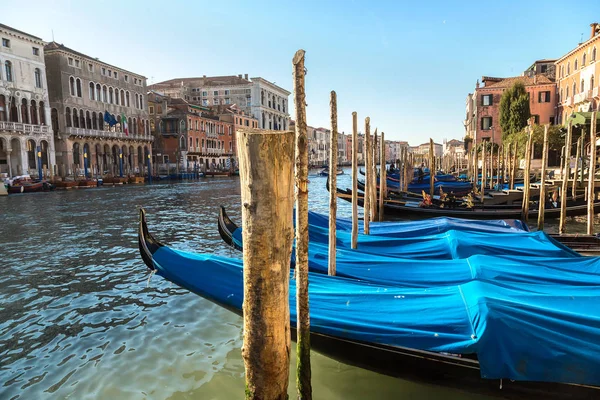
522;124;534;220
363;118;371;234
572;136;581;199
496;145;502;189
292;49;312;400
351;112;358;249
379;131;385;221
511;142;518;190
559;120;573;234
237;128;295;400
328;91;337;276
371;130;378;221
480;142;485;204
588;112;597;235
538;125;549;230
472;147;477;190
429;138;435;195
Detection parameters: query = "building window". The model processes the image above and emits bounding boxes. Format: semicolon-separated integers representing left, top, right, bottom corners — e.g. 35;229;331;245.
34;68;42;88
2;38;10;48
225;98;230;104
481;94;493;106
89;82;95;100
540;64;547;73
559;88;563;103
575;59;578;70
583;53;587;65
567;62;570;75
213;90;218;96
139;94;143;110
114;71;118;79
213;98;219;105
592;75;595;89
550;116;555;125
108;69;111;76
88;63;93;72
566;86;569;98
581;79;585;93
103;86;108;102
593;47;597;62
68;57;74;66
533;115;540;124
538;91;550;103
149;106;154;114
32;47;39;56
202;99;208;106
202;91;207;96
76;78;82;97
224;89;230;95
75;59;80;68
481;116;492;130
69;76;75;95
573;82;577;95
126;91;130;107
124;75;129;82
102;67;106;75
246;97;251;107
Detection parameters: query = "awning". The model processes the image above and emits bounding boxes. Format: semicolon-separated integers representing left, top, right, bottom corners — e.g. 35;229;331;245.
565;112;600;126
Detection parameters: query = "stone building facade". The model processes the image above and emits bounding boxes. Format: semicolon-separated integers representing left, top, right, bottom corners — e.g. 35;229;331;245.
150;75;290;131
44;41;152;177
0;23;54;177
555;23;600;123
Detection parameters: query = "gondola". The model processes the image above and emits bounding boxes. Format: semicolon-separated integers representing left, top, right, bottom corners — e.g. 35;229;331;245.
139;209;600;399
334;184;600;220
217;207;600;260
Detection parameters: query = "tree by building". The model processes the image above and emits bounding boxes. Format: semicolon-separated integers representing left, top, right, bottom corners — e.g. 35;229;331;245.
499;82;531;140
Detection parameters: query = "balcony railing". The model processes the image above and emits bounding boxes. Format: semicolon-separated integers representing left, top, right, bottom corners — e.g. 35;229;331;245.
574;92;589;104
565;97;573;106
66;127;154;142
0;121;51;134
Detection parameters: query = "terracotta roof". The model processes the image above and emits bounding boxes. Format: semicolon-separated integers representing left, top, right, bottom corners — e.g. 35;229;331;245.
0;23;43;41
153;75;251;88
44;41;146;78
485;75;554;88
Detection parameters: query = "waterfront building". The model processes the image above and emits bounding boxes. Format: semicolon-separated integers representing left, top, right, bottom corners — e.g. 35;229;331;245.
463;92;477;152
443;138;466;169
148;91;169;166
470;74;556;146
152;98;235;172
417;142;443;157
555;23;600;123
386;140;408;163
44;42;152;177
150;74;290;131
0;24;54;177
214;104;259;167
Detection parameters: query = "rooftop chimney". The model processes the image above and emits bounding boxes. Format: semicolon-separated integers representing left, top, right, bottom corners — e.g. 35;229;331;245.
592;22;599;39
203;75;206;79
244;74;248;80
238;74;242;78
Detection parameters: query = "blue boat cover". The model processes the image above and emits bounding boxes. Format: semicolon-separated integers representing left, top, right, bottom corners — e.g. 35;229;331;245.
230;220;577;260
150;246;600;386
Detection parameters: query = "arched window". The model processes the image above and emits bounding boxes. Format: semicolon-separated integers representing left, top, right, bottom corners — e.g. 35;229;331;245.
592;75;595;90
109;87;114;104
559;88;563;103
581;79;585;93
282;100;286;113
139;94;143;110
189;137;193;148
89;82;95;100
583;53;587;65
102;86;107;102
180;135;186;150
120;90;125;105
34;68;42;88
573;82;577;95
76;78;82;97
79;109;85;128
73;108;79;128
70;76;75;96
99;114;104;130
86;111;91;129
261;91;265;105
96;84;101;101
135;93;139;109
92;112;97;130
30;100;38;125
126;92;130;107
5;61;12;82
65;107;72;127
575;59;578;70
566;86;569;98
115;89;119;105
133;118;137;134
567;62;571;75
593;47;597;62
39;101;45;125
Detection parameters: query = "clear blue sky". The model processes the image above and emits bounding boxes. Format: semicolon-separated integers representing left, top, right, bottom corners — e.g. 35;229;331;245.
4;1;600;145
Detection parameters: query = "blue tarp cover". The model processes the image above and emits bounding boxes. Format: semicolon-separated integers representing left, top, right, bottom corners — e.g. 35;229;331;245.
151;246;600;386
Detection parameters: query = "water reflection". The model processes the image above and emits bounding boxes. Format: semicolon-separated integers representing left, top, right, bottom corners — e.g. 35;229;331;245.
0;171;597;399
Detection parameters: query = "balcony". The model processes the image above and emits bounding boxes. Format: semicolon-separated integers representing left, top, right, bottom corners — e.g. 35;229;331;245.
574;92;589;104
66;127;154;142
0;121;51;134
565;97;573;106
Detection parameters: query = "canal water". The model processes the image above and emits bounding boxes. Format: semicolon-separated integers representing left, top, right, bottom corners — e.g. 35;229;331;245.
1;170;597;399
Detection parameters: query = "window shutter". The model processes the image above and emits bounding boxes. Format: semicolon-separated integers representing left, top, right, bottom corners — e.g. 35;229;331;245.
489;95;493;106
538;92;542;103
481;118;484;129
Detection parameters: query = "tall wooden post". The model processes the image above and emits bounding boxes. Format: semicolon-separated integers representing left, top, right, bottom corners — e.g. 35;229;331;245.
371;129;378;221
559;120;573;234
522;124;534;220
429;138;434;195
572;136;581;199
238;128;295;400
363;118;371;234
496;145;502;190
511;142;518;190
379;131;386;221
328;91;337;276
292;49;312;400
538;125;549;230
588;112;597;235
480;143;485;204
351;112;358;249
472;147;477;190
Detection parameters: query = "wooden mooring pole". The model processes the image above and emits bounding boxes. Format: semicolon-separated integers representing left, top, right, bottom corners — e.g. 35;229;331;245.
511;142;517;190
238;128;295;400
522;123;534;221
363;118;371;234
371;129;378;222
588;112;597;235
328;91;337;276
480;142;485;205
429;138;434;196
292;49;312;400
559;120;573;234
538;125;549;230
351;112;358;249
379;131;385;221
572;136;581;199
